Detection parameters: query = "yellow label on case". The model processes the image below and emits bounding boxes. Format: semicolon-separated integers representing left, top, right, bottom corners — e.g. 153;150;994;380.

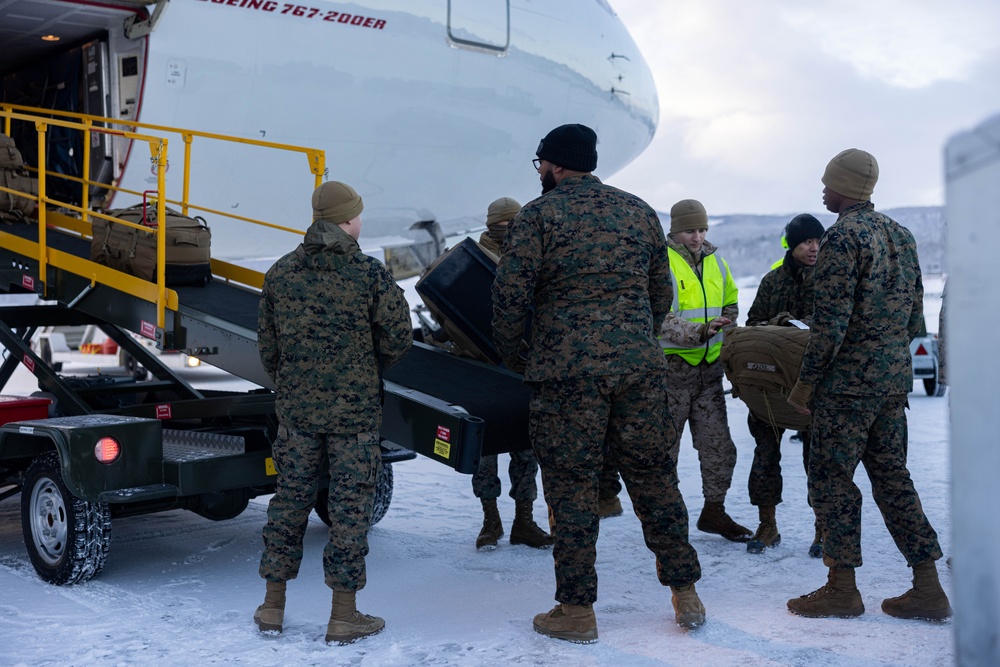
433;438;451;459
265;457;277;476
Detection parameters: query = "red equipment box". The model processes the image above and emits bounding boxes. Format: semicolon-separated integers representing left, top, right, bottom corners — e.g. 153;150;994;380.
0;395;51;426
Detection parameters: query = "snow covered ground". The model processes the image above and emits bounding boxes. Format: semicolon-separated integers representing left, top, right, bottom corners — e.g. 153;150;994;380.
0;280;952;667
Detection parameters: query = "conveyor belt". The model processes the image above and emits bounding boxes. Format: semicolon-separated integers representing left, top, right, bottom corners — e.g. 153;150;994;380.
1;223;527;450
2;223;261;331
1;222;268;384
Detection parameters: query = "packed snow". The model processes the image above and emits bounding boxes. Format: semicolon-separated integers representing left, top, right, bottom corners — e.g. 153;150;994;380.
0;279;952;666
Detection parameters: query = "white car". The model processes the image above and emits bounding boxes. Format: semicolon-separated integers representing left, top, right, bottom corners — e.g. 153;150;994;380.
911;316;945;396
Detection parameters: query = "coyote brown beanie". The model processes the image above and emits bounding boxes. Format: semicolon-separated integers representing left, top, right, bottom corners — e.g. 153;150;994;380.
486;197;521;226
670;199;709;234
485;197;521;242
822;149;879;200
312;181;364;224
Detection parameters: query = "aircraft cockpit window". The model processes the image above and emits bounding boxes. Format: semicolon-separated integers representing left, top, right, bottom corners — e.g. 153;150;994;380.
448;0;509;53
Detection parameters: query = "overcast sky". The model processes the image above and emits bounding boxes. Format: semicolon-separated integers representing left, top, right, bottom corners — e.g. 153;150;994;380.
607;0;1000;216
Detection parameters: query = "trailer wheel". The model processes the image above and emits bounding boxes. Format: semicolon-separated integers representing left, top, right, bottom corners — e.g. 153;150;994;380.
314;463;394;528
924;365;947;397
20;452;112;585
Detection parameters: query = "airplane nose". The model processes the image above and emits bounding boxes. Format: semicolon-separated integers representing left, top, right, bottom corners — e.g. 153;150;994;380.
608;37;659;143
591;6;660;173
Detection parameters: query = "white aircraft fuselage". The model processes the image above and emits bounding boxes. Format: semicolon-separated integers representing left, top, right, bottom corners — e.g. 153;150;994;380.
1;0;659;261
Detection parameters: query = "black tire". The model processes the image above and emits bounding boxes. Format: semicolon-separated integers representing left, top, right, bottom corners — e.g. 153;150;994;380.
924;377;946;397
314;462;394;528
21;452;112;585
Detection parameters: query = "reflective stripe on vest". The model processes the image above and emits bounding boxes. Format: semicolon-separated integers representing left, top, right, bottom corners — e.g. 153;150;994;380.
661;247;732;364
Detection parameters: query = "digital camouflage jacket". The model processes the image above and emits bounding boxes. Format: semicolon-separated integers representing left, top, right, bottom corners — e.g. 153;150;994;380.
258;221;412;432
799;202;922;396
745;251;814;326
492;174;670;383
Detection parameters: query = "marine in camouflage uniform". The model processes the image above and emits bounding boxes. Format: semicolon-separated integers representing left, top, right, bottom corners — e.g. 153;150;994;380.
787;149;950;621
658;199;752;543
743;213;824;555
255;181;412;642
492;124;703;642
470;198;551;551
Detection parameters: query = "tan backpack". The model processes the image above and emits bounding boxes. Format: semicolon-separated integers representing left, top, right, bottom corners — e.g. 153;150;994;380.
720;325;811;431
0;134;25;170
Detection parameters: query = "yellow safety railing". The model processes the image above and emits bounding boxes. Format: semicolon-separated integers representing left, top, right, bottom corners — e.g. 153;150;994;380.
0;103;326;331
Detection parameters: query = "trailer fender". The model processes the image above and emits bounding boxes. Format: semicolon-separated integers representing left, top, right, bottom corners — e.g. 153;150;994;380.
0;414;170;502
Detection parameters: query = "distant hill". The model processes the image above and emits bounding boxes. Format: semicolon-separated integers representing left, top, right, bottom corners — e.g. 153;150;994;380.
657;206;946;281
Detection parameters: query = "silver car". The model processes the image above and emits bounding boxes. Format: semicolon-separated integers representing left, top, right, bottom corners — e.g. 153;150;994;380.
911;316;945;396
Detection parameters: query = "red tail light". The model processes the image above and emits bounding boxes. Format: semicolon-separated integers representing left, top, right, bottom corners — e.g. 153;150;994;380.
94;436;122;464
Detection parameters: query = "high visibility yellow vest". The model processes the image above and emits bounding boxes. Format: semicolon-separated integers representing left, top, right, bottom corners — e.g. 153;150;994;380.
770;257;784;270
662;247;738;364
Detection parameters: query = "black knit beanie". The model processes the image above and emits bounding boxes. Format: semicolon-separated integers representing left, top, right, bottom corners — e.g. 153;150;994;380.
785;214;825;250
536;124;598;172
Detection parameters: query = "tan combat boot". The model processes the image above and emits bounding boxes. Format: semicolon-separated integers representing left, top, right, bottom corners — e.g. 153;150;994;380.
510;500;554;548
746;504;781;554
881;560;952;621
598;495;623;519
325;590;385;644
787;567;865;618
671;583;706;629
253;580;286;634
697;501;753;542
532;603;598;643
476;498;504;550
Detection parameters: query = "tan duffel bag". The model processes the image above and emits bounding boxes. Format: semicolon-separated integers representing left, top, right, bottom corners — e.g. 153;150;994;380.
0;168;38;223
720;324;812;431
91;202;212;286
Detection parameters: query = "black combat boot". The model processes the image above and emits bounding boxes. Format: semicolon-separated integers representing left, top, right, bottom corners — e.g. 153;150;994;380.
809;518;824;558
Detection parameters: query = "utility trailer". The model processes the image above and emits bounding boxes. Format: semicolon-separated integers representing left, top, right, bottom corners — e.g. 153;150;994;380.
0;106;530;585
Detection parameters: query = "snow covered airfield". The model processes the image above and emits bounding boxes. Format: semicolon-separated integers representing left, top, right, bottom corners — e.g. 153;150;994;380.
0;279;951;666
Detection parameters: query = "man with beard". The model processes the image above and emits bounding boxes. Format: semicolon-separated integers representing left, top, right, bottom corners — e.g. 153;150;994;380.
493;124;704;642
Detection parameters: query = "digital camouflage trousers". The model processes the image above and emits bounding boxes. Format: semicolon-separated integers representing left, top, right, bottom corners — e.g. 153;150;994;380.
665;357;738;504
471;450;539;501
529;371;701;606
259;425;381;591
809;394;942;568
747;413;811;507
